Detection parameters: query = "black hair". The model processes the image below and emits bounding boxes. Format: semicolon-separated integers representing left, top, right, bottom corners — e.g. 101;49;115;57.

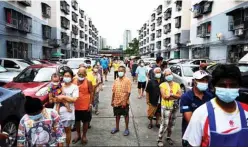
118;65;126;72
93;64;98;68
58;65;71;76
51;73;59;80
156;56;163;64
63;68;74;78
24;97;43;115
211;64;241;86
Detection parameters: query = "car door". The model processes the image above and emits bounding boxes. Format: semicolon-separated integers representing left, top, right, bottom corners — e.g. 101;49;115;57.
3;60;20;72
170;65;182;84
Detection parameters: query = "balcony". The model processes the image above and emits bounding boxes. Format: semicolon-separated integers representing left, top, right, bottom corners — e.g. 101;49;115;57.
157;17;162;26
157;5;162;15
60;0;70;14
42;25;51;39
71;38;78;47
175;33;181;44
72;25;79;35
18;0;31;6
175;1;182;11
151;13;156;22
72;12;78;23
175;16;181;28
197;21;211;38
41;2;51;18
71;0;78;10
79;9;84;18
79;19;84;28
164;8;172;20
61;32;69;44
163;24;171;34
151;33;155;41
193;1;213;18
89;20;92;28
163;38;171;48
151;23;155;31
61;16;70;29
80;41;85;49
156;29;162;38
156;41;161;50
80;30;84;38
48;39;61;47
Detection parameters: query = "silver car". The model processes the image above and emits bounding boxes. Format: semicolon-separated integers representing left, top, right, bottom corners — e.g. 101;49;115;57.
0;65;19;86
170;64;199;93
0;58;31;72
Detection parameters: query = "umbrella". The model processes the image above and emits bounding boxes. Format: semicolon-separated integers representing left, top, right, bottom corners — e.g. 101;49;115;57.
52;52;64;57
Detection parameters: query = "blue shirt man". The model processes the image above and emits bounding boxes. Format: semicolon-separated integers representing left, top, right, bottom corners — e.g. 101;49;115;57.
100;57;109;70
135;65;148;82
180;70;214;146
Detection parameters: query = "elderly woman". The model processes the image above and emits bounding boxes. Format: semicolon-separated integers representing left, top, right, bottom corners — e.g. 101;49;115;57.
49;68;79;147
157;68;182;147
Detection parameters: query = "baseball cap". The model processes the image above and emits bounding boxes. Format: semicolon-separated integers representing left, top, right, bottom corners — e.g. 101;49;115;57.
193;70;210;80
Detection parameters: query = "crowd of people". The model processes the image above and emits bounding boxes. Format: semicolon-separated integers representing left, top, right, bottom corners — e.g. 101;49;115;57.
0;55;247;146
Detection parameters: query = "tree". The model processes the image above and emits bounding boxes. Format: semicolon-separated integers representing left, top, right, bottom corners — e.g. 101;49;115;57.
124;38;139;56
101;48;110;50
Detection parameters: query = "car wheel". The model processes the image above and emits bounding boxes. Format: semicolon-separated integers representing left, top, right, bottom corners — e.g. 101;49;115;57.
181;85;186;93
2;120;18;146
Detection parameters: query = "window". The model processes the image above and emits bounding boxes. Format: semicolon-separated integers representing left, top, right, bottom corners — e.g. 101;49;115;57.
156;29;162;38
5;8;18;29
151;23;155;31
202;1;213;14
72;12;78;22
197;21;211;37
61;32;69;44
80;41;84;49
79;9;84;18
60;0;70;15
72;25;78;35
41;3;51;18
71;38;78;47
193;4;202;18
80;30;84;38
164;8;172;20
61;16;70;29
22;15;32;33
175;1;182;11
157;5;162;15
79;19;84;28
71;0;78;10
175;16;181;28
151;13;156;21
42;25;51;39
197;26;202;37
175;33;181;44
4;60;18;69
157;17;162;26
18;0;31;6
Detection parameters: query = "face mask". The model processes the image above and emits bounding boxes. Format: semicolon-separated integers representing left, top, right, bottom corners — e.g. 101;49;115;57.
29;113;43;120
196;82;208;91
141;63;144;66
155;73;161;79
78;77;84;81
215;87;239;103
97;63;100;66
63;77;71;83
93;69;98;72
165;75;173;82
118;72;124;77
52;82;59;86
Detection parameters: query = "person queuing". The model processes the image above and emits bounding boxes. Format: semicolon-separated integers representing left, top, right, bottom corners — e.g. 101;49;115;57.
111;66;132;136
49;68;79;147
97;61;104;91
112;59;120;80
92;64;102;115
108;57;112;73
135;60;148;98
100;56;109;82
146;67;164;129
17;98;64;146
148;56;163;80
180;70;214;147
183;64;248;146
157;68;182;147
131;60;138;82
72;67;93;145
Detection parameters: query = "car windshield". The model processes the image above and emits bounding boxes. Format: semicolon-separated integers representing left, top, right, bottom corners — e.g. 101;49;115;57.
32;60;42;64
17;60;31;68
15;67;56;82
0;66;7;72
239;64;248;73
182;66;199;77
66;60;86;69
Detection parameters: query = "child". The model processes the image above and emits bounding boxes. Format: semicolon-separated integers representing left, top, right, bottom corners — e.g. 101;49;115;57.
92;65;102;115
48;73;71;113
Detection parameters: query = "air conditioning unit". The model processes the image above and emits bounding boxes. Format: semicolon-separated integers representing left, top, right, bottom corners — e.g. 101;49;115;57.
234;29;244;36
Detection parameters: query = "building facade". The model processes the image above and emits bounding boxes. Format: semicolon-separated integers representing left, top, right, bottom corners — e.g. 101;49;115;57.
0;0;99;59
123;30;132;50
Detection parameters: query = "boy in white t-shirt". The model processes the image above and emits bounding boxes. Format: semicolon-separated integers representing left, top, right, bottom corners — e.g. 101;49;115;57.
183;64;248;146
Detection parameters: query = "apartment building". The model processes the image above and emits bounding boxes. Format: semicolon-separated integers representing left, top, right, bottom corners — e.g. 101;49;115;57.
0;0;99;59
139;0;191;59
189;0;247;63
123;30;132;50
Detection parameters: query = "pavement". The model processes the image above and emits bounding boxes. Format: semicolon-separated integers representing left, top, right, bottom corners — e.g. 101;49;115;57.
71;69;182;146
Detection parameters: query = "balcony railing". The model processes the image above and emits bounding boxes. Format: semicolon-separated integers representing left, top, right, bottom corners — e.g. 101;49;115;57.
48;39;61;47
60;1;70;14
18;0;31;6
41;3;51;18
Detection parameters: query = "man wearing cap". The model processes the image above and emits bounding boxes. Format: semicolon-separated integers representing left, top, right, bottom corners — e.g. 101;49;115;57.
148;56;164;80
180;70;214;147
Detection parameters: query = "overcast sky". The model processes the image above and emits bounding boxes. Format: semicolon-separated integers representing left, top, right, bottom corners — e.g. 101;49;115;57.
79;0;162;48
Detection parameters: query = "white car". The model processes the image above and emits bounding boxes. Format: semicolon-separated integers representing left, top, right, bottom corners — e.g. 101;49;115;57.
0;65;19;86
63;58;93;75
168;59;190;67
0;58;31;72
170;64;199;93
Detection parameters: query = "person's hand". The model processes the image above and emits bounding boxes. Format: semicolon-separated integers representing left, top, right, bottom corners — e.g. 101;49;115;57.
0;133;9;140
57;95;65;100
88;104;92;112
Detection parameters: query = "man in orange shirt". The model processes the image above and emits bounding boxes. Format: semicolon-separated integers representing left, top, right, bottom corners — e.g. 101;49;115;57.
72;67;93;144
111;66;132;136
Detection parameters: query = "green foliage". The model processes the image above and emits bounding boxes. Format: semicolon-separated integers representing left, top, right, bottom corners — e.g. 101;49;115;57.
124;38;139;56
102;48;110;50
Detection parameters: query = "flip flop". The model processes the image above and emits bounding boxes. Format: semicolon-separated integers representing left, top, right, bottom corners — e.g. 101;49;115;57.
72;137;81;144
111;128;119;134
82;138;88;144
123;129;130;136
148;124;153;129
156;124;160;128
166;138;174;145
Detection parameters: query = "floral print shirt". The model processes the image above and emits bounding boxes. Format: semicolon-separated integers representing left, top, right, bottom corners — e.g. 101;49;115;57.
17;108;65;146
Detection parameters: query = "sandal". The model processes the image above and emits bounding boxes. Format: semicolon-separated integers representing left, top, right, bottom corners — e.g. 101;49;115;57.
148;124;153;129
111;128;119;134
156;124;160;128
82;138;88;144
123;129;130;136
72;137;81;144
157;141;163;147
166;138;174;145
95;111;100;115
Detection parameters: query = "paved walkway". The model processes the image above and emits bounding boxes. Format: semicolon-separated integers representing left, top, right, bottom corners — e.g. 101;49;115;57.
71;69;182;146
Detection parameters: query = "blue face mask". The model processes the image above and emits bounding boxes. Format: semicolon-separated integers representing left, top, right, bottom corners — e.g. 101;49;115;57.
165;75;173;82
215;87;239;103
155;73;161;79
118;72;124;77
29;113;43;120
63;77;71;83
196;82;208;91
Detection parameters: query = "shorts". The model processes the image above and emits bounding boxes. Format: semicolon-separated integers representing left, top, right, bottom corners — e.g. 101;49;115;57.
132;72;136;77
103;69;108;75
113;105;129;116
60;120;74;128
138;82;146;89
75;110;91;123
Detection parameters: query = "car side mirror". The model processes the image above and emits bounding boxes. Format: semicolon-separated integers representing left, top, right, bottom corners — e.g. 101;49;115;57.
14;65;20;69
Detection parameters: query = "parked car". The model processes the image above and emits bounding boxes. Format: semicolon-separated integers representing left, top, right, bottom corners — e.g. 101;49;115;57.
168;59;190;67
0;66;19;87
184;59;212;65
0;87;25;146
170;64;199;93
63;58;93;75
4;64;58;107
0;58;31;72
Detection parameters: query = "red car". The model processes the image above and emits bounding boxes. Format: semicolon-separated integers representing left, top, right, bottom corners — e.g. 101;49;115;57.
4;64;58;106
